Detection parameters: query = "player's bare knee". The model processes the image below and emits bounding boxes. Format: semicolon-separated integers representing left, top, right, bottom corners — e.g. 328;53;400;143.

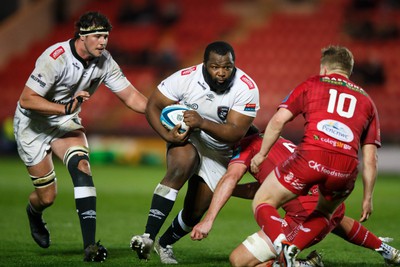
229;252;242;267
37;194;56;207
64;146;94;187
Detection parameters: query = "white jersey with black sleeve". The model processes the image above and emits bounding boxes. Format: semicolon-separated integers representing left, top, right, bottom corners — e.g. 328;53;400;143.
158;63;260;190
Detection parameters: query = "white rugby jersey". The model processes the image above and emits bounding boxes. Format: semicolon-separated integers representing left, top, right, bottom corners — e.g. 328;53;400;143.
158;63;260;153
21;39;130;124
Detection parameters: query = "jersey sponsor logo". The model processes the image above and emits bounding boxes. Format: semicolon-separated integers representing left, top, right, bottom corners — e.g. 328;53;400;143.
317;119;354;142
321;76;366;96
319;136;352;150
181;66;197;75
244;103;256;112
50;46;65;59
183;102;198;110
240;75;255;89
30;74;46;88
217;106;229;120
308;160;351;178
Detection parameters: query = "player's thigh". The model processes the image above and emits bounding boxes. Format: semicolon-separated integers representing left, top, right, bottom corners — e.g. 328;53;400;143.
181;176;213;226
162;143;199;187
252;170;297;211
27;151;54;177
316;192;347;216
50;130;88;161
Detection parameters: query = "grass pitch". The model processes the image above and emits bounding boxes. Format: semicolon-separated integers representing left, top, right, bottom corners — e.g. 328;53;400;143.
0;155;399;266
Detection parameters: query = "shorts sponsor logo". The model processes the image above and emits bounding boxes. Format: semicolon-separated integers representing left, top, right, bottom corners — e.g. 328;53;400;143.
240;75;255;89
181;66;196;75
308;160;351;178
317;119;354;142
30;73;46;88
244;103;256;112
283;171;305;191
50;46;65;59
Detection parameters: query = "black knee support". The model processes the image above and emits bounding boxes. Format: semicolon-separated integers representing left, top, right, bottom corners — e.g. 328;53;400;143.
64;146;93;187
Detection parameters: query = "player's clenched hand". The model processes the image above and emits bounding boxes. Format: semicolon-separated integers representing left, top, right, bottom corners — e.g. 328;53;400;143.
190;221;212;241
183;110;203;130
250;152;266;173
166;124;190;144
65;91;90;115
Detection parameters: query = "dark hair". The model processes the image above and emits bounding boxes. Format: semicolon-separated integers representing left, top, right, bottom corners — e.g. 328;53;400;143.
320;45;354;76
74;11;112;38
203;41;235;63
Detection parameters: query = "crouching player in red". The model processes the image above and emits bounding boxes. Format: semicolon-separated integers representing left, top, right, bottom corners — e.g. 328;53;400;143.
191;132;400;266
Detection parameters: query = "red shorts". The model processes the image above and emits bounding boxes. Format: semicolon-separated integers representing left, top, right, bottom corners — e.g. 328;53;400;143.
274;150;359;200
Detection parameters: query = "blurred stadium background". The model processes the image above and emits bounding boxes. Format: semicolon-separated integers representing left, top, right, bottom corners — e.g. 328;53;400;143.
0;0;399;171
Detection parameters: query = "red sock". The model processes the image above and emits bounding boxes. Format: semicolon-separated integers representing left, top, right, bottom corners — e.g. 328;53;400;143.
254;203;284;243
346;220;382;250
292;210;329;250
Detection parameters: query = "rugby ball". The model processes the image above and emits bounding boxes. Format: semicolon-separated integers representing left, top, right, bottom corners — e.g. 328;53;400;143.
160;104;189;133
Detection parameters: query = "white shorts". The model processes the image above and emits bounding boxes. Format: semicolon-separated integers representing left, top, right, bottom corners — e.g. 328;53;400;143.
14;104;84;166
242;232;276;262
189;132;233;191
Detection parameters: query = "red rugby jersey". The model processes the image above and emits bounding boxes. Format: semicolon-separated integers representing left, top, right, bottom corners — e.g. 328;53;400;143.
279;74;381;158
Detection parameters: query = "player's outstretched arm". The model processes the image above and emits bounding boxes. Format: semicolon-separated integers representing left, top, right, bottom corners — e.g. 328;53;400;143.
251;108;293;173
115;84;147;114
191;163;247;241
360;144;378;222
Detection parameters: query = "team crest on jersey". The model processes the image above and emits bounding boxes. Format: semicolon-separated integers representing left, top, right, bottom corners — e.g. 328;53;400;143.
217;106;229;120
240;75;255;89
181;66;196;76
50;46;65;60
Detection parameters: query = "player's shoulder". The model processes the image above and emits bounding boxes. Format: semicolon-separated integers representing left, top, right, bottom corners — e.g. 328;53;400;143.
234;67;258;91
43;40;71;60
176;64;202;78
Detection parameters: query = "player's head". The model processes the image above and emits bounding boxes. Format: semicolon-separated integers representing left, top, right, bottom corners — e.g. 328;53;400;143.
203;41;237;94
74;11;112;38
74;11;112;58
320;45;354;77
